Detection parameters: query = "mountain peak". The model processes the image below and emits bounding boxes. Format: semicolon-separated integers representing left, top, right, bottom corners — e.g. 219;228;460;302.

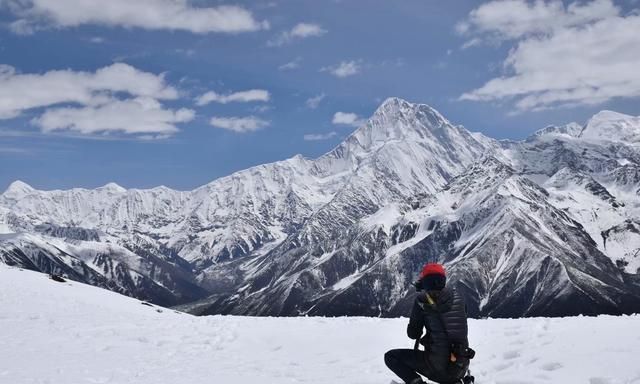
589;110;634;123
463;155;515;179
318;97;488;179
531;122;583;139
377;96;410;109
372;97;447;124
581;110;640;143
346;97;453;148
98;182;126;193
3;180;35;197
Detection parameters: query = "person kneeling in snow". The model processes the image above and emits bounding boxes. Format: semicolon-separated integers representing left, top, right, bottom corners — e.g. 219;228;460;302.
384;263;475;384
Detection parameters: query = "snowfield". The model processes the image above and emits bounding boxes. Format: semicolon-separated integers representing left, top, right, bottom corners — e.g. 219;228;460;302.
1;265;639;384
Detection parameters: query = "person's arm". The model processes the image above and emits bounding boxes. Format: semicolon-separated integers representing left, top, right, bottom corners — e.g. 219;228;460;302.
406;298;424;340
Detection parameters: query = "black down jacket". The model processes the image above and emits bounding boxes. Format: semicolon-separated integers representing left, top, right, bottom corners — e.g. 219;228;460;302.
407;287;470;375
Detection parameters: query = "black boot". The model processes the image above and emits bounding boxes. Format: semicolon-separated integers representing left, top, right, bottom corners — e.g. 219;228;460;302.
462;371;475;384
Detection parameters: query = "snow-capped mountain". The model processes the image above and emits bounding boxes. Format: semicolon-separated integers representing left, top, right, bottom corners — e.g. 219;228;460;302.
2;98;640;317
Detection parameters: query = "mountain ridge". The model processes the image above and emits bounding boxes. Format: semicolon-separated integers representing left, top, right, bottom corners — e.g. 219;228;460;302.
2;97;640;318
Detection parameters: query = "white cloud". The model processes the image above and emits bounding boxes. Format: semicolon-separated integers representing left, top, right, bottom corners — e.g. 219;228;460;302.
0;63;192;138
5;0;268;34
279;57;302;71
458;0;618;40
210;116;269;133
305;93;325;109
0;62;177;119
322;61;361;78
290;23;325;38
175;48;196;57
33;97;194;137
332;112;364;127
267;22;326;47
460;37;482;50
459;0;640;111
251;105;272;113
304;132;336;141
195;89;270;106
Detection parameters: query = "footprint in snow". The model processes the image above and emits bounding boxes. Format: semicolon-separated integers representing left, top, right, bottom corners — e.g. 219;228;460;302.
540;362;563;371
86;378;110;384
503;350;521;360
589;378;612;384
96;345;112;352
494;361;514;371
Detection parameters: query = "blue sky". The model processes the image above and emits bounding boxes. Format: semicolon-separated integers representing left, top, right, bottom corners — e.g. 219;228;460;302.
1;0;639;191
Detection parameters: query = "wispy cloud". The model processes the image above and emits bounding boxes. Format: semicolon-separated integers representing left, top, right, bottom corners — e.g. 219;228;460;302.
195;89;270;106
0;146;32;155
252;105;272;113
279;57;302;71
380;58;406;68
458;0;640;111
175;48;196;57
0;129;40;138
332;112;364;127
268;23;327;47
305;93;326;109
6;0;268;35
304;132;337;141
210;116;269;133
0;127;170;142
321;60;361;78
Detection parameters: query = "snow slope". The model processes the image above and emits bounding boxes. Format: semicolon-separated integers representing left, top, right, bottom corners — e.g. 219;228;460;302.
2;265;640;384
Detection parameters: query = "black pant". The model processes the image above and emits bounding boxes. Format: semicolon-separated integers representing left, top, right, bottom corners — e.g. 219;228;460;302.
384;349;459;384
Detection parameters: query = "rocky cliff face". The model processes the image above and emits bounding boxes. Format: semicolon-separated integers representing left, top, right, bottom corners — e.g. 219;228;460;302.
2;98;640;317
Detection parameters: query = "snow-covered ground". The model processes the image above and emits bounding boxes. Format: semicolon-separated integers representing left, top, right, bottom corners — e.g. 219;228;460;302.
1;265;639;384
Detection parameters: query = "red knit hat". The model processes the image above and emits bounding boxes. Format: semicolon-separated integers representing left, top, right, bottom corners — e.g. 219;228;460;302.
420;263;446;279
